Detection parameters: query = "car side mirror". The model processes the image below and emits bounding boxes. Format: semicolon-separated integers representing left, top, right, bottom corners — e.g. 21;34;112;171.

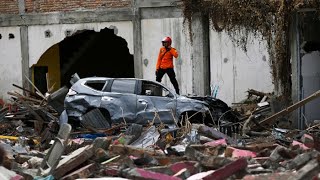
166;92;174;98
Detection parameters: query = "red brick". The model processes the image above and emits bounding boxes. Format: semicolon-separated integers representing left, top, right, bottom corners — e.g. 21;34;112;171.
0;0;19;14
0;0;132;14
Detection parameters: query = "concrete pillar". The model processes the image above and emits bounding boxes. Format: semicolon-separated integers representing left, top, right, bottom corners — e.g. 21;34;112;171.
290;13;301;129
20;26;30;90
191;13;210;95
133;0;143;78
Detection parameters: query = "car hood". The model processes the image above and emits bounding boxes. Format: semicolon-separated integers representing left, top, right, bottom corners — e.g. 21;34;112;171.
176;95;210;113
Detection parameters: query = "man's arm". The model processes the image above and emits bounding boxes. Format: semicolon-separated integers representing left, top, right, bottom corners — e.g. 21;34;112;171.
170;48;178;58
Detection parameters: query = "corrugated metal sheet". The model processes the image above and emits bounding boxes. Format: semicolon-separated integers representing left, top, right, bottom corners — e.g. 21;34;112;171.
80;108;110;129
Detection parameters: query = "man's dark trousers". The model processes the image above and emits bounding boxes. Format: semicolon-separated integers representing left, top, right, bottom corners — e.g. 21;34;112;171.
156;68;180;95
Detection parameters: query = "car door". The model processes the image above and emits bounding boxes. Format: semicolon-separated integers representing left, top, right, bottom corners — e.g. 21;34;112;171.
136;80;177;125
100;79;138;124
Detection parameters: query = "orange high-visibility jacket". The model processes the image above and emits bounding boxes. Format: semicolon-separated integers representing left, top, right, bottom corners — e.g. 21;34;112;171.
156;47;178;70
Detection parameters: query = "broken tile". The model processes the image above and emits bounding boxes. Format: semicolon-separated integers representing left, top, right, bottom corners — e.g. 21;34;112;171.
122;168;182;180
225;147;256;158
204;139;227;147
292;140;310;151
187;158;247;180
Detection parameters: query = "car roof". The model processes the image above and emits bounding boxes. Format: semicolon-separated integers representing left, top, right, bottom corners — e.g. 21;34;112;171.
79;77;163;85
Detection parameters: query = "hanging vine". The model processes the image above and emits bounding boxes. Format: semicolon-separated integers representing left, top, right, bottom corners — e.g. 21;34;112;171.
180;0;320;98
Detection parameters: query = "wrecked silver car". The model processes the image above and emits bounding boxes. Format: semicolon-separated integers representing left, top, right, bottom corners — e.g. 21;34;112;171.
64;77;211;128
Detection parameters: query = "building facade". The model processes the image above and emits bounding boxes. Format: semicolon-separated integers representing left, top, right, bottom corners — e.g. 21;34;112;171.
0;0;273;106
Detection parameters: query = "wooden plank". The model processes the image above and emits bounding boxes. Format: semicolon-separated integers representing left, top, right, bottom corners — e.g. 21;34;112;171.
260;89;320;126
53;145;94;179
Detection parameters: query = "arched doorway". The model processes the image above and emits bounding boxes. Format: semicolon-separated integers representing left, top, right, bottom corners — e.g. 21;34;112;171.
32;27;134;94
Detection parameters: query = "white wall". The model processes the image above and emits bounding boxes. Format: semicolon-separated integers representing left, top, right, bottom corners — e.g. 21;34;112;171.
301;51;320;123
210;31;273;105
0;27;23;101
141;18;193;95
28;21;134;67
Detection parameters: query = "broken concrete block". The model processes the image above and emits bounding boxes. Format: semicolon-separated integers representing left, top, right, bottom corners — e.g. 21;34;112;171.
286;152;313;170
301;134;314;148
60;163;97;180
15;154;33;164
93;137;112;152
38;123;72;177
269;145;286;162
18;168;38;180
225;147;256;158
95;148;108;158
53;145;94;179
187;158;248;180
28;156;43;168
204;139;227;147
185;145;232;169
288;159;320;180
125;123;143;144
243;172;295;180
122;168;182;180
130;126;160;148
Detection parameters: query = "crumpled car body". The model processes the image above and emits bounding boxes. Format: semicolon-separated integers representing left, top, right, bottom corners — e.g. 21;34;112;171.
64;77;210;126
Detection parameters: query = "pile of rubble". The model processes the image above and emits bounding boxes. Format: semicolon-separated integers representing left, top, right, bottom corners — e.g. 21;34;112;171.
1;88;320;180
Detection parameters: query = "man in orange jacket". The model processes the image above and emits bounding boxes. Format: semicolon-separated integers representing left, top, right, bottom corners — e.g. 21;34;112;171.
156;36;180;94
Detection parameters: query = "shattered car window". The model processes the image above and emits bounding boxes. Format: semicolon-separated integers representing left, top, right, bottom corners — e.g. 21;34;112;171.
111;79;136;94
141;81;172;97
85;80;106;91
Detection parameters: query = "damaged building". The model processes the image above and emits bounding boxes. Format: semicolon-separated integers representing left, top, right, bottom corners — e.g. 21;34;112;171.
0;0;272;105
2;1;320;179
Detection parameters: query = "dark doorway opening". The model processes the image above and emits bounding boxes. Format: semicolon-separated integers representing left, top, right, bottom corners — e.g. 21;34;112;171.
59;28;134;87
33;66;48;94
299;12;320;128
